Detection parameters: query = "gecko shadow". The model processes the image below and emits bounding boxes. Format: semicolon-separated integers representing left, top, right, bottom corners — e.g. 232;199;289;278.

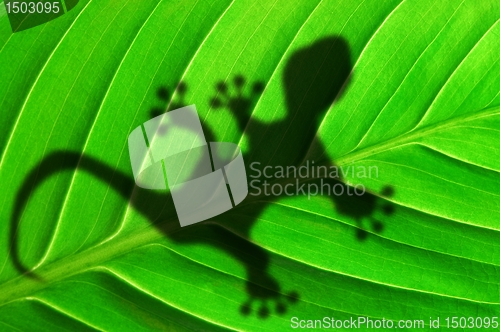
11;36;394;318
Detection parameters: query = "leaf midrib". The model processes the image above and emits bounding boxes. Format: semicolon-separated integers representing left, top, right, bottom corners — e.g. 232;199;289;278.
0;223;166;306
237;105;500;192
334;105;500;165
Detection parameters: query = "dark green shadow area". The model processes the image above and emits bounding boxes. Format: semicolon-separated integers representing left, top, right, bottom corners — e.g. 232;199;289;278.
65;0;77;11
4;0;78;32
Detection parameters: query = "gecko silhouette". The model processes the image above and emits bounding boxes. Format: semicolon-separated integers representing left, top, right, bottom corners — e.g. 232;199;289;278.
11;36;394;318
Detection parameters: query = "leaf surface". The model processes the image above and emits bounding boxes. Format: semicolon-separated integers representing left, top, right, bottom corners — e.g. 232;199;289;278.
0;0;499;330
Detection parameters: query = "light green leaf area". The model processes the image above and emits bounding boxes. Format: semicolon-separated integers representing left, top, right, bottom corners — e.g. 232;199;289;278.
0;0;499;330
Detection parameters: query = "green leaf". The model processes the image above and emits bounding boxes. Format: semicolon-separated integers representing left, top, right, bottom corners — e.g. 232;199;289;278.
0;0;499;330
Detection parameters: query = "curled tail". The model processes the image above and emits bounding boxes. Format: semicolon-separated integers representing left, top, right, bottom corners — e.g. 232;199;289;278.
10;151;136;278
